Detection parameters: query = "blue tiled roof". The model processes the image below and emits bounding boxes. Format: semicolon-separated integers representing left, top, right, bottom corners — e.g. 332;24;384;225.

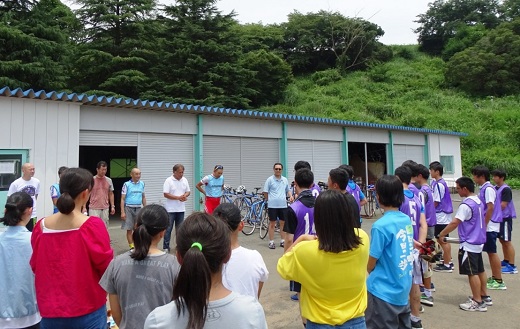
0;87;467;136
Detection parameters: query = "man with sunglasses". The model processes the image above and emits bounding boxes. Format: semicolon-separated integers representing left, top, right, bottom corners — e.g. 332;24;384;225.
263;163;293;249
196;164;225;215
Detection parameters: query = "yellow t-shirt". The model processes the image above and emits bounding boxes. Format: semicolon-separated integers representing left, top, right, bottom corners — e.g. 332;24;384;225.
277;229;369;325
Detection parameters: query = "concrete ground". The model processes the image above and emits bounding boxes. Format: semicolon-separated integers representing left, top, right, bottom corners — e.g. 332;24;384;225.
108;193;520;329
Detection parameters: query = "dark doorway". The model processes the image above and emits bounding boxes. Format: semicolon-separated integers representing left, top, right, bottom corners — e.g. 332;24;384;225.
348;142;387;188
79;146;137;214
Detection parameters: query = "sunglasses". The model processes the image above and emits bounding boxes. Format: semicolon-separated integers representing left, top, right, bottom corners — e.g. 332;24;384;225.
214;165;223;170
274;168;282;171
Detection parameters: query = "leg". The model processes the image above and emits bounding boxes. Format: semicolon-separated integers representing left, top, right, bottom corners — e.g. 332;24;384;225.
162;213;175;251
409;284;421;316
267;208;277;244
488;252;502;280
173;212;185;242
126;230;133;245
468;274;482;302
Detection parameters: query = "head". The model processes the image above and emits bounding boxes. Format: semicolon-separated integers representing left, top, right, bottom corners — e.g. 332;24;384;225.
491;169;507;185
57;168;94;215
294;160;311;171
96;161;108;177
429;161;443;179
213;165;223;178
314;190;362;253
375;175;404;208
130;168;141;182
294;168;314;194
394;166;412;185
402;160;419;178
21;163;35;179
58;166;68;179
214;203;242;232
273;162;283;177
131;205;169;261
416;164;430;184
327;168;349;191
1;192;33;226
338;164;354;180
471;165;490;184
172;164;185;180
173;212;231;329
455;177;475;197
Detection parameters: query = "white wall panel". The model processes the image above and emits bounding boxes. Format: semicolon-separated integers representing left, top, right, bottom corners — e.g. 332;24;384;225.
288;139;341;183
240;138;280;190
286;122;343;141
203;116;281;139
393;132;425;146
79;131;138;146
203;136;242;189
348;128;389;143
394;145;425;167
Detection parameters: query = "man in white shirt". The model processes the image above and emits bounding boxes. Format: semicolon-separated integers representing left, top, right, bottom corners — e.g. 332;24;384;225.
7;163;40;231
162;164;190;252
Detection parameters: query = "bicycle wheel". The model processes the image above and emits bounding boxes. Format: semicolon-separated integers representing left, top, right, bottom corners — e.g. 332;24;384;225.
259;208;269;239
241;216;256;235
363;194;375;218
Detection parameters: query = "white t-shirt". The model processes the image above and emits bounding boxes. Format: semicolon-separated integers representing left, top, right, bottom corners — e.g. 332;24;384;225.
482;185;498;233
163;176;190;213
144;292;267;329
7;177;40;218
222;246;269;300
432;182;452;224
456;196;484;253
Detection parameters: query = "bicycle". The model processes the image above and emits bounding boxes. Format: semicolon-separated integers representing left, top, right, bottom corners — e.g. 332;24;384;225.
362;184;383;218
234;186;262;219
241;194;269;239
220;184;236;204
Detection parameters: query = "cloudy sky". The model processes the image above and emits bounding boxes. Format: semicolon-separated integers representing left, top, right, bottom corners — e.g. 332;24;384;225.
214;0;430;45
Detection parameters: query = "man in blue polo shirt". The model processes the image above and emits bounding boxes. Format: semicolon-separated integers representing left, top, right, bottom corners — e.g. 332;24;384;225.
120;167;146;250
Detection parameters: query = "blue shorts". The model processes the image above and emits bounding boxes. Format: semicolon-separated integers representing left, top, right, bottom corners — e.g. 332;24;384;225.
499;218;513;242
483;231;499;253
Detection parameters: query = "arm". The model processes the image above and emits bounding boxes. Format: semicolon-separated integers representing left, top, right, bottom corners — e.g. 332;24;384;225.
418;212;427;244
109;190;115;215
257;281;264;299
501;201;508;210
367;256;377;273
142;193;147;207
262;192;268;201
196;181;206;195
438;219;461;244
109;294;122;326
120;194;126;220
285;234;316;252
485;202;494;225
284;234;294;252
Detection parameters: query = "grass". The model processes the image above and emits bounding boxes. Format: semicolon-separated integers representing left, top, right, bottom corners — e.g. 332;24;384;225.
263;45;520;178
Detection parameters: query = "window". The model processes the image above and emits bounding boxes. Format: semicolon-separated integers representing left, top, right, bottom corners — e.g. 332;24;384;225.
110;158;137;178
440;155;454;174
0;155;22;191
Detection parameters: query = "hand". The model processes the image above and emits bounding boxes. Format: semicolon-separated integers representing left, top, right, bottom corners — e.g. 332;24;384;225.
437;235;446;245
110;207;116;215
121;212;126;220
413;240;422;250
289;195;295;203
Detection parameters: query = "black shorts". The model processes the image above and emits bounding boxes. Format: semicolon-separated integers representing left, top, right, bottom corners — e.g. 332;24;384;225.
290;280;301;293
483;231;498;253
434;224;449;238
268;207;288;222
499;218;513;241
458;248;484;275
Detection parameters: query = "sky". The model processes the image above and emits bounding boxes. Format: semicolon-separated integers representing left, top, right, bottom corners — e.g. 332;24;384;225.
212;0;430;45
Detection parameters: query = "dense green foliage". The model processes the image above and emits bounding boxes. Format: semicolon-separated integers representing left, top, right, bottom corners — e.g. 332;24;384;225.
263;46;520;180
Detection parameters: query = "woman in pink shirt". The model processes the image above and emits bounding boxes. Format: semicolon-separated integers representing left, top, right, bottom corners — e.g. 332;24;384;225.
30;168;113;329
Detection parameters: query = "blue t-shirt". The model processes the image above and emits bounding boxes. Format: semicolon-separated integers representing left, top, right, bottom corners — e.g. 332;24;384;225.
367;210;414;306
264;175;289;209
201;175;224;198
50;183;60;214
122;180;145;206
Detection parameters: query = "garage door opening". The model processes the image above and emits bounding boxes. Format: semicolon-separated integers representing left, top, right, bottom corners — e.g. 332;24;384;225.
79;146;137;214
348;142;387;188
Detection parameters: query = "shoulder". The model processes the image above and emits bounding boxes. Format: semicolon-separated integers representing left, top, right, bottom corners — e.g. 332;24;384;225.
105;176;113;183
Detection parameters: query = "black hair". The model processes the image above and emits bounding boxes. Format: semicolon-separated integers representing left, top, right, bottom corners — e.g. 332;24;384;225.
471;165;490;181
96;161;107;169
339;164;354;179
57;168;94;215
131;205;169;261
329;168;349;190
213;203;242;231
456;177;475;193
0;192;33;226
491;169;507;180
294;168;314;189
273;162;283;169
417;164;430;180
58;166;68;176
402;160;419;177
173;212;231;329
173;164;185;172
376;175;404;208
314;190;361;252
294;160;311;171
429;161;444;176
394;166;412;185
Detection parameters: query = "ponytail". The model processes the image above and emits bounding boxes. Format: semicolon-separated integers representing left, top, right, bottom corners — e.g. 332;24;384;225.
56;192;75;214
173;212;231;329
1;192;33;226
130;205;169;261
57;168;94;215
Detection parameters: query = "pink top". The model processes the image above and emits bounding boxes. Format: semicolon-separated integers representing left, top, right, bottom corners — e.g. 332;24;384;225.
30;216;113;317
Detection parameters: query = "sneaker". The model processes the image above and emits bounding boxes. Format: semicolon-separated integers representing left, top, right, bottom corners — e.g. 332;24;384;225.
502;264;518;274
487;276;495;284
268;242;276;249
433;264;453;273
420;293;434;306
487;279;507;290
411;319;423;329
290;293;299;301
482;295;493;306
501;260;508;267
460;298;487;312
419;305;424;313
431;282;436;292
280;240;285;248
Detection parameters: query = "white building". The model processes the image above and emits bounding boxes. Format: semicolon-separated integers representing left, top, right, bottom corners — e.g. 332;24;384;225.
0;87;465;217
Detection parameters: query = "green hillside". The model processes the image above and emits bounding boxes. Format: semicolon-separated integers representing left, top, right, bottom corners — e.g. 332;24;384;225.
263;45;520;185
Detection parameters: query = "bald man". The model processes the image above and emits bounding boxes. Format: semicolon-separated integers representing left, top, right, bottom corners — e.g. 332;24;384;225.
120;167;146;249
7;163;40;231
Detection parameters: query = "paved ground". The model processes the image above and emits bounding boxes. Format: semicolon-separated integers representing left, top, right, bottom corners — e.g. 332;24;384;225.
108;192;520;329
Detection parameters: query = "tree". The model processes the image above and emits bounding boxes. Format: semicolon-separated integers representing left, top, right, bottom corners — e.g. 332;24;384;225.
415;0;502;55
441;24;487;60
445;18;520;96
232;23;285;54
280;10;387;74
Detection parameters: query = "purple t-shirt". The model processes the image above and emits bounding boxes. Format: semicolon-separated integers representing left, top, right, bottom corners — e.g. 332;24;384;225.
285;190;315;240
458;198;486;245
492;184;517;221
432;178;453;214
400;189;423;241
420;185;436;227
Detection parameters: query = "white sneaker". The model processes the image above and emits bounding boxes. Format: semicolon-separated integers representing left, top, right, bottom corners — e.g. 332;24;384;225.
460;298;487;312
